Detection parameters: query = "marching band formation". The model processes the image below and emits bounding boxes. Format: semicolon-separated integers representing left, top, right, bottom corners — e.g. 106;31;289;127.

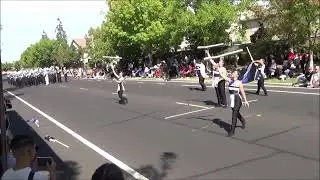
5;46;266;137
7;66;68;88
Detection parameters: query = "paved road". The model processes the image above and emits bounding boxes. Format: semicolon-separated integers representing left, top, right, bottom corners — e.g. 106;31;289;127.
3;78;320;180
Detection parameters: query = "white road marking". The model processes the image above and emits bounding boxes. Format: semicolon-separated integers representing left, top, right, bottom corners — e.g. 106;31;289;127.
156;83;165;85
5;91;148;180
181;85;319;95
60;85;66;88
165;107;215;120
79;88;88;91
176;102;209;109
137;82;144;84
245;88;319;95
247;99;258;103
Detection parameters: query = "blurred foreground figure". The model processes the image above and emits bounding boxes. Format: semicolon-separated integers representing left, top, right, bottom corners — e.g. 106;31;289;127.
91;163;124;180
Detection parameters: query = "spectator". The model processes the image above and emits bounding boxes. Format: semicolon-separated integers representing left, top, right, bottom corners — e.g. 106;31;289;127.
310;66;320;88
91;163;124;180
292;67;314;87
269;59;277;78
288;48;295;64
1;135;56;180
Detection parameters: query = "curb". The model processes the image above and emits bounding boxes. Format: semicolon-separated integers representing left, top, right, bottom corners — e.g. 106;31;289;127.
125;78;293;86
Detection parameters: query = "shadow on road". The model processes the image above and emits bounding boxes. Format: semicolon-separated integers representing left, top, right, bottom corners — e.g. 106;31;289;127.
188;87;204;91
202;100;219;107
7;110;80;180
124;152;178;180
195;117;243;134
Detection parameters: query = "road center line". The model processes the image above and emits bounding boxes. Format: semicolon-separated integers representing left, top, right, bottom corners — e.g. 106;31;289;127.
79;88;88;91
5;91;148;180
176;102;209;109
165;107;215;120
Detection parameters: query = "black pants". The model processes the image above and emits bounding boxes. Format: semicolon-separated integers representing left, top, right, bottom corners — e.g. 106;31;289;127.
198;75;206;91
118;90;123;101
257;78;267;95
215;80;226;106
230;95;245;134
300;61;305;74
64;74;68;82
57;73;62;82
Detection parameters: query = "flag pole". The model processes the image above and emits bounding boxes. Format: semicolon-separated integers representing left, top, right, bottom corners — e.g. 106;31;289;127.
246;47;254;63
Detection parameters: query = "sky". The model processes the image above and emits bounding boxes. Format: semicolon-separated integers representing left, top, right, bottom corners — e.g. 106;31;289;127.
1;0;109;63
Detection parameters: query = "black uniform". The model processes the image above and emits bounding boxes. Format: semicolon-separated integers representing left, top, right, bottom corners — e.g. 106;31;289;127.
256;64;267;96
228;80;246;137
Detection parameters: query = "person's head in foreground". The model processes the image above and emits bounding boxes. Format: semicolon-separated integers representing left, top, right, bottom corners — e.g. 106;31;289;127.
10;135;37;167
2;135;56;180
92;163;124;180
231;70;239;80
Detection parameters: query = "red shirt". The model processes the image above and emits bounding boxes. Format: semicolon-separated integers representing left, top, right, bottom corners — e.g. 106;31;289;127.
288;52;295;62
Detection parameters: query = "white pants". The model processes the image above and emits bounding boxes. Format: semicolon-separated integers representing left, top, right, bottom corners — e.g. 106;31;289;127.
45;75;49;85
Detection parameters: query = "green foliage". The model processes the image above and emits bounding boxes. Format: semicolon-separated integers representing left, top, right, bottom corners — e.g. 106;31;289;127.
20;39;57;68
252;0;320;51
1;62;14;71
88;0;249;64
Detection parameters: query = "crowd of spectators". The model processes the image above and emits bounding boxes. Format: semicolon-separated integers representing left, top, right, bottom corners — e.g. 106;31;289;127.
66;47;319;88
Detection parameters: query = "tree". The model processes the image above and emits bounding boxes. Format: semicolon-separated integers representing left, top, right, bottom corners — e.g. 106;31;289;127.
251;0;320;51
55;18;67;43
42;30;48;39
1;62;14;71
20;39;56;68
88;0;252;65
53;18;73;66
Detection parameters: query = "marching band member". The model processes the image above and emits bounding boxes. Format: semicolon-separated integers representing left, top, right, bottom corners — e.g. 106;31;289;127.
205;50;229;107
111;64;127;104
254;59;268;96
228;70;249;137
194;59;207;91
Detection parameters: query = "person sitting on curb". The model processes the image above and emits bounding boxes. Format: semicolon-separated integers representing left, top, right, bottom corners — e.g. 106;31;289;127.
309;66;319;88
1;135;56;180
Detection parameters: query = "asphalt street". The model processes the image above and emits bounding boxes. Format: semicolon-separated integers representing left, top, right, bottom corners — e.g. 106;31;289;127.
3;77;320;180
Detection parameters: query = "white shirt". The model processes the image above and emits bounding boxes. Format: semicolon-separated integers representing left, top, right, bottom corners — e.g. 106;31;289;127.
195;63;207;78
117;77;125;92
1;167;49;180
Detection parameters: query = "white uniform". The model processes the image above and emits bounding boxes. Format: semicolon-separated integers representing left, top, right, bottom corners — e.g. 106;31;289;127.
229;80;242;108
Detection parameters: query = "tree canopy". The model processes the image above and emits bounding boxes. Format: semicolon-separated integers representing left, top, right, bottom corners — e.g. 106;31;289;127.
16;18;82;69
87;0;251;64
250;0;320;52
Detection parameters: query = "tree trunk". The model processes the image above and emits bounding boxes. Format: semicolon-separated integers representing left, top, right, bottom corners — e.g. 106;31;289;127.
309;50;314;69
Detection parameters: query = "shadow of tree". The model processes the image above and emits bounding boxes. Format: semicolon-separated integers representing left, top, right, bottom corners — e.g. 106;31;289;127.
124;152;178;180
7;110;80;180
